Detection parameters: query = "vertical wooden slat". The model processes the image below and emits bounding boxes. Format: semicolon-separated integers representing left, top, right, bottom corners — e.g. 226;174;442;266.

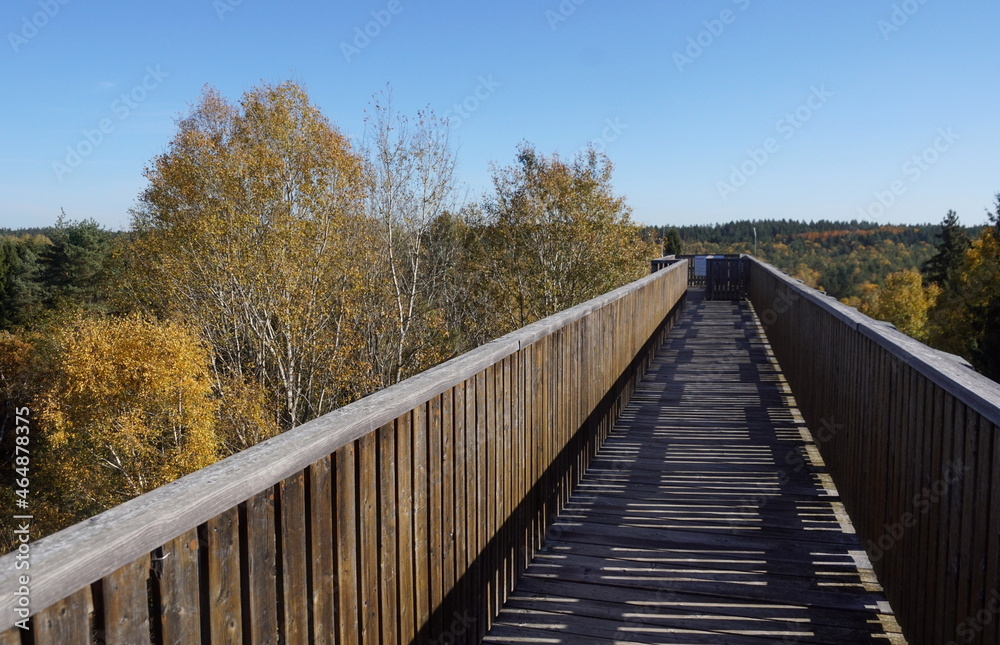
513;350;526;576
954;408;978;637
412;403;430;637
244;489;278;645
902;364;923;629
486;363;499;620
280;471;309;644
914;373;934;640
441;388;456;631
207;506;242;644
530;342;542;556
943;402;966;639
927;385;947;641
357;433;380;644
464;376;480;645
309;456;336;645
32;587;92;645
377;421;399;645
159;528;201;644
427;394;444;638
0;627;21;645
395;412;416;644
102;553;151;644
335;442;360;645
499;355;511;598
885;359;904;602
475;369;488;641
452;381;469;645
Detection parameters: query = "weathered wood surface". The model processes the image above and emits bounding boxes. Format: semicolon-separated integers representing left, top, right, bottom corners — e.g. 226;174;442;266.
486;292;905;644
0;262;687;641
749;257;1000;645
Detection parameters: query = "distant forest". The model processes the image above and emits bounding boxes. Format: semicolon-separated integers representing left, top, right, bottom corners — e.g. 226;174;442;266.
645;219;977;299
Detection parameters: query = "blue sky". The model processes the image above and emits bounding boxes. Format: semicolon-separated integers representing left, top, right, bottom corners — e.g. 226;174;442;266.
1;0;998;231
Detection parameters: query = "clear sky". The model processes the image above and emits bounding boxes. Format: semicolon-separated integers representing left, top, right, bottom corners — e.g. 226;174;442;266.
2;0;998;231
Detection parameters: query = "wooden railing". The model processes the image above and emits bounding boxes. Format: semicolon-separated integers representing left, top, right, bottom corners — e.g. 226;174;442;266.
0;261;688;644
748;257;1000;645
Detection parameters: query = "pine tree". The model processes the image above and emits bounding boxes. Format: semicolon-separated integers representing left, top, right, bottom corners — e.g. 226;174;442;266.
921;210;970;289
663;228;684;256
40;212;112;312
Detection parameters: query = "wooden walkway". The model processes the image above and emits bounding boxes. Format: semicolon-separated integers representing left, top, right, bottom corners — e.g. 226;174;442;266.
485;291;906;644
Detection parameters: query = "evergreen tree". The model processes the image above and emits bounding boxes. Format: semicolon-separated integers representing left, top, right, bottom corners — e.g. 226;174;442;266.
921;210;970;288
40;212;113;312
0;235;47;330
663;228;684;256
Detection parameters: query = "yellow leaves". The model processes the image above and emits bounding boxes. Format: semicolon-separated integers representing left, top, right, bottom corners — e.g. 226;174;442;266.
35;314;220;518
214;373;280;456
129;81;374;427
480;143;655;330
853;269;940;342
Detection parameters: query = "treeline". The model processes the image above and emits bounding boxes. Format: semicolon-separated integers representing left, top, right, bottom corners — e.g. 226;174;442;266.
0;81;656;550
645;219;971;299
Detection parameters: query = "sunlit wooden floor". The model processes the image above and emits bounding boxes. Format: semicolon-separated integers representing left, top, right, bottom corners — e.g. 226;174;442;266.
485;290;906;644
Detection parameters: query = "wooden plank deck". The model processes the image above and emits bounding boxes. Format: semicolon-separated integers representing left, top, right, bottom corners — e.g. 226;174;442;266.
485;290;906;644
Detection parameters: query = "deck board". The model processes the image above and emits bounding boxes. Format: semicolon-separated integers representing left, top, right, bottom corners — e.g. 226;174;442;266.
486;291;905;644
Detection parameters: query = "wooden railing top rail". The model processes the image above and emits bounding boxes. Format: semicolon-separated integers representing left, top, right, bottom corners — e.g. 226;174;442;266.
749;256;1000;427
0;260;688;631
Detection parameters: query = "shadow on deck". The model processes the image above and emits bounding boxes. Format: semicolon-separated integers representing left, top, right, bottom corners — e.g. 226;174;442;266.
485;290;905;644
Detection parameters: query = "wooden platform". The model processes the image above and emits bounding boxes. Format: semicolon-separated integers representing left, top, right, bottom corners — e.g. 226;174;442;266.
485;291;906;644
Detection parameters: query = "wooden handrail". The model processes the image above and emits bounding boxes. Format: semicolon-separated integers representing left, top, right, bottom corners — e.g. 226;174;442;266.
748;256;1000;645
0;261;688;643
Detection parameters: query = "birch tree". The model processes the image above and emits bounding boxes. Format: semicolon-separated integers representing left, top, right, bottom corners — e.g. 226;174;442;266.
360;93;459;386
478;143;656;331
129;82;372;428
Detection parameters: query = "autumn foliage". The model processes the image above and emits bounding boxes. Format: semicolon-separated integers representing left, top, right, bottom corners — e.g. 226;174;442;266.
0;81;657;548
